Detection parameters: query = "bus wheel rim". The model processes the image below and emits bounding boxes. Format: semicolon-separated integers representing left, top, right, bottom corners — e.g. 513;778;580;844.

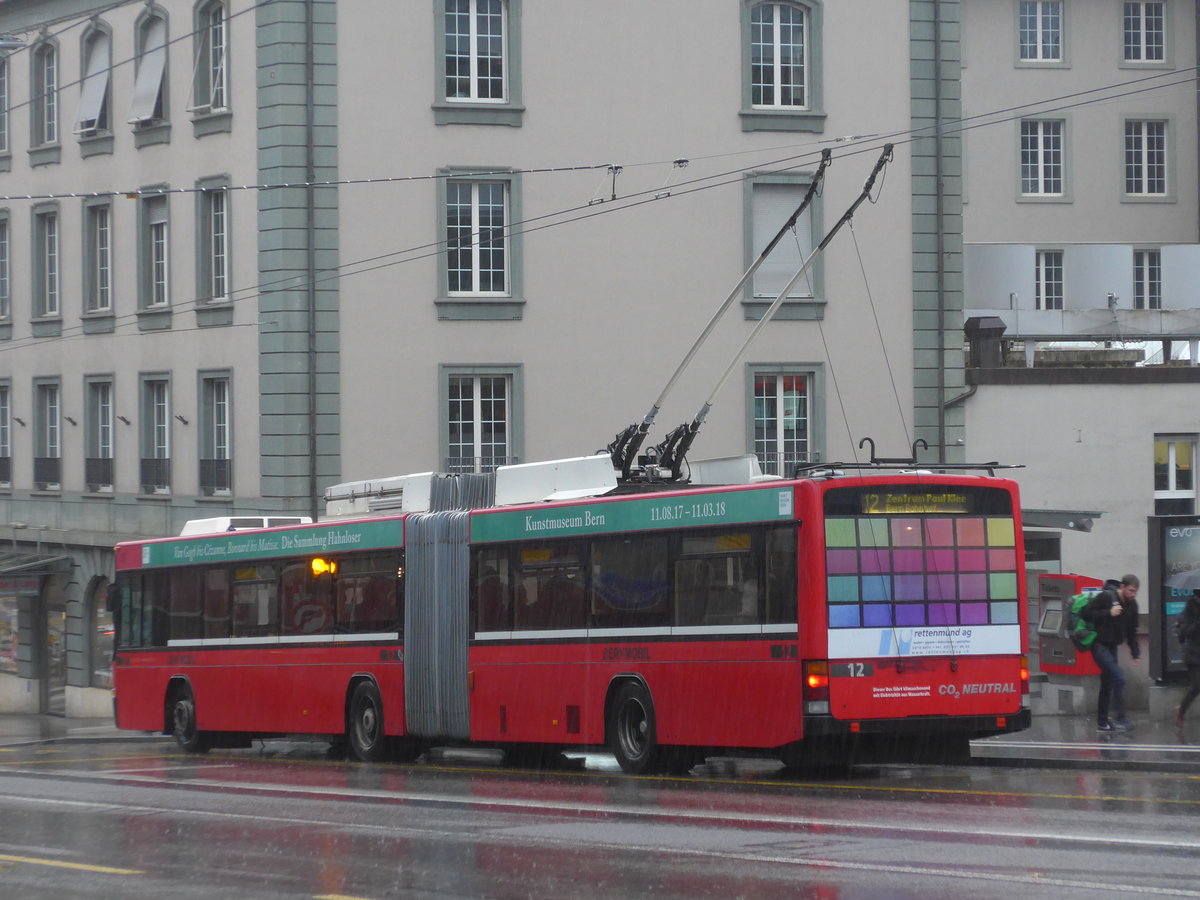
620;699;649;759
356;700;378;747
174;697;195;738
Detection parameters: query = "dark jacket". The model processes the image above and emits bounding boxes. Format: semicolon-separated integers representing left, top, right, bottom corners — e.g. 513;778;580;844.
1179;594;1200;668
1082;580;1140;657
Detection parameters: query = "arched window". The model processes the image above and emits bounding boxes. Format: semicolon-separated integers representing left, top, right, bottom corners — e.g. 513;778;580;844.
32;42;58;145
77;28;111;134
194;1;228;112
750;2;808;109
131;12;168;126
740;1;824;133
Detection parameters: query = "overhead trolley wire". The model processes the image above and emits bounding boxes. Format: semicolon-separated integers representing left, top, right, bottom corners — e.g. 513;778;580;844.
0;65;1192;355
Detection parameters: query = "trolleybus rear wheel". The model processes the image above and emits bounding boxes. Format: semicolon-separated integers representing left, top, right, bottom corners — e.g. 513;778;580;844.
171;685;212;754
348;680;388;762
609;682;662;774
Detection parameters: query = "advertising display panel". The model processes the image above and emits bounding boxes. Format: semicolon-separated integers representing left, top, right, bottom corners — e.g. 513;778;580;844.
1149;516;1200;681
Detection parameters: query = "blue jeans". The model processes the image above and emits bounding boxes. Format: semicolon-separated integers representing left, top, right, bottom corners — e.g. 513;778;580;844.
1092;642;1127;724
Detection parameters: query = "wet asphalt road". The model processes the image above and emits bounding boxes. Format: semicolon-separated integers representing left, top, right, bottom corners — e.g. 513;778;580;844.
0;739;1198;899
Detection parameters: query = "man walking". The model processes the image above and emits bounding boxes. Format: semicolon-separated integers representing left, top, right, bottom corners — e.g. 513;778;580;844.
1083;574;1141;732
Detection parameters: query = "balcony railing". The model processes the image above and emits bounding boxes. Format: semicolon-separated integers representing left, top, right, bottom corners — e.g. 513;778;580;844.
33;456;61;490
85;457;114;492
200;458;231;495
140;457;171;494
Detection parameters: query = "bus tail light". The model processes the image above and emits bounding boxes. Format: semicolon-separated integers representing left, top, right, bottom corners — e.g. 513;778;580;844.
804;660;830;715
1019;656;1030;694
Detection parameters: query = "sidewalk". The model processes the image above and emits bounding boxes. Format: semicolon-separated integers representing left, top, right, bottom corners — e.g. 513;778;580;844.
0;713;167;748
970;711;1200;772
1;711;1199;771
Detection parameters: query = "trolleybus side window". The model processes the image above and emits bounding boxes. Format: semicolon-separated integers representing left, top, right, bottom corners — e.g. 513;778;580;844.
590;534;670;630
281;560;334;636
203;567;230;638
514;540;586;631
473;545;512;631
169;569;203;641
335;553;402;634
115;576;144;647
764;524;798;624
115;572;169;648
675;530;757;627
232;564;279;637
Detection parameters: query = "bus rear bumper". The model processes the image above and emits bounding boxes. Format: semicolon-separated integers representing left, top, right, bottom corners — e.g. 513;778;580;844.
801;708;1032;740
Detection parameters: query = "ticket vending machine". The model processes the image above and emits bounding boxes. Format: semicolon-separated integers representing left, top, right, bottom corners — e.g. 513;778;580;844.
1038;573;1102;675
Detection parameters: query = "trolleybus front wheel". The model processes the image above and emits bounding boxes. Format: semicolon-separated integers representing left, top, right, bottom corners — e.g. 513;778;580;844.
348;680;388;762
170;685;213;754
609;682;663;774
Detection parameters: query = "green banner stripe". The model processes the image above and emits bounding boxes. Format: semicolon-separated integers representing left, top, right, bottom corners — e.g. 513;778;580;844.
470;487;795;543
140;518;406;568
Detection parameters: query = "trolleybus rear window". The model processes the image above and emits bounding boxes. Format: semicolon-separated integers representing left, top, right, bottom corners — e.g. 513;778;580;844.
822;484;1019;638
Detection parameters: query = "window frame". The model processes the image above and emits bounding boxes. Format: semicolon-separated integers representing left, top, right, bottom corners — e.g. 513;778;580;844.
433;0;524;127
1122;116;1172;201
33;378;62;491
439;364;524;474
0;56;9;157
32;204;60;320
0;211;9;322
85;376;115;492
199;371;232;496
0;381;10;487
1018;118;1069;200
30;39;59;147
137;188;172;324
746;364;824;475
1034;248;1064;310
192;1;228;115
1122;1;1169;67
130;9;170;141
140;374;172;494
1133;247;1162;310
76;25;112;137
742;170;825;320
83;199;113;315
740;0;825;133
1016;0;1067;67
436;167;524;320
1154;434;1196;516
195;176;230;304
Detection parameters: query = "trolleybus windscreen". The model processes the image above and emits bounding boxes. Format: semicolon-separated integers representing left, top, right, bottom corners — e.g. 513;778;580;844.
822;484;1020;657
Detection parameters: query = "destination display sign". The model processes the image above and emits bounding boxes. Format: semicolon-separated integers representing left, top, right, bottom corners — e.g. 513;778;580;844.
138;518;406;568
470;487;796;543
860;490;970;515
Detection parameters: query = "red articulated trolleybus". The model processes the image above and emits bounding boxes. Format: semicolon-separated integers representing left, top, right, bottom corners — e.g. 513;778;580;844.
111;454;1031;772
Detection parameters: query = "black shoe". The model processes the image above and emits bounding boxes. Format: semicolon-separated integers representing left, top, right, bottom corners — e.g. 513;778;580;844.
1115;719;1135;732
1097;721;1116;732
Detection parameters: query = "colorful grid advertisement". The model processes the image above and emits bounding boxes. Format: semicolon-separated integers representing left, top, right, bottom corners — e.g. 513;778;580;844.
824;514;1022;658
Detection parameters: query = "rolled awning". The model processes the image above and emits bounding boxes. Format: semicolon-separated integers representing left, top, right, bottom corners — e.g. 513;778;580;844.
1021;509;1104;533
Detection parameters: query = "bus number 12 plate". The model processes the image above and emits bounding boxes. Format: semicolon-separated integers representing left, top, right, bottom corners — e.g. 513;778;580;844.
831;662;875;677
